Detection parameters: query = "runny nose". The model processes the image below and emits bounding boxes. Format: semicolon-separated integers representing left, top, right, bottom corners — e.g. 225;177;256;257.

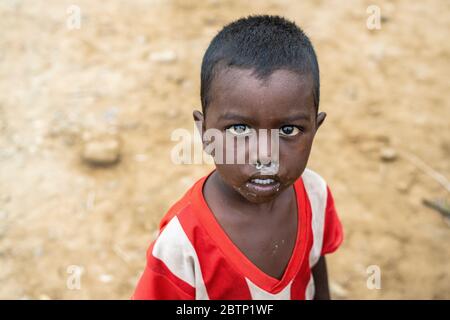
250;129;278;168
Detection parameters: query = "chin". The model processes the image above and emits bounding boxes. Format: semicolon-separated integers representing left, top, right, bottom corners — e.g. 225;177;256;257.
236;187;281;204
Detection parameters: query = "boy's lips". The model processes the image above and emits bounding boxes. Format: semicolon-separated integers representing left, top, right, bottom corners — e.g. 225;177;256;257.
245;175;281;197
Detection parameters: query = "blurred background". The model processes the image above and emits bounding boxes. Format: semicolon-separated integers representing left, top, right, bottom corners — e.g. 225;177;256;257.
0;0;449;299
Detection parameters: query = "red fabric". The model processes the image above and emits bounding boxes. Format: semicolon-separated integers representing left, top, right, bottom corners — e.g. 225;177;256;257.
178;210;253;300
133;170;343;300
320;186;344;256
132;243;195;300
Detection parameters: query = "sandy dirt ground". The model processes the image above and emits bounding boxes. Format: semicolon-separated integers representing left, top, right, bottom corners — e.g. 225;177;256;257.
0;0;449;299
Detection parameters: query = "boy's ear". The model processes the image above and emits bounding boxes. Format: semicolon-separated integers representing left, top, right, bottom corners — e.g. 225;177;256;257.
316;112;326;129
193;110;204;133
193;110;210;153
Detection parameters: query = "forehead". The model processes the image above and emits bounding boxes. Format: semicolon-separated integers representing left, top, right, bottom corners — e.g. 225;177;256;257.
206;68;315;125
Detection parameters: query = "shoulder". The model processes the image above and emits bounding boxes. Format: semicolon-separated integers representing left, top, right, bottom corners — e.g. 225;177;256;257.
152;215;196;266
148;200;209;298
151;173;211;263
158;173;210;231
300;168;343;263
301;168;328;204
301;168;327;190
299;169;329;264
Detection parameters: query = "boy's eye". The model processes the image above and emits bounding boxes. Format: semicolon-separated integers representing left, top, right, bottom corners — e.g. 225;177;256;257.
226;124;252;136
279;125;300;137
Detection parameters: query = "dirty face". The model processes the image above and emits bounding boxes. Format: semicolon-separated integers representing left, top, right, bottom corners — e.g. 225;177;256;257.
194;68;325;204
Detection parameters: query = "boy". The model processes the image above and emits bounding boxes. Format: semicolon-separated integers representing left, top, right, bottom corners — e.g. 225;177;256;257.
133;15;343;300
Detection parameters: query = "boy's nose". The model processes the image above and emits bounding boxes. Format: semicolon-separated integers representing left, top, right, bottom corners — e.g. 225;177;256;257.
257;148;272;166
254;160;270;170
249;129;279;168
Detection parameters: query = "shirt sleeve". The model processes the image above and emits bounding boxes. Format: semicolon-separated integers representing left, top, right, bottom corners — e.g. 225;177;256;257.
320;186;344;255
132;244;195;300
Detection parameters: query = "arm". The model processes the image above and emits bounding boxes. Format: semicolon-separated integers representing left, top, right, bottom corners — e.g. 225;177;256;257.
312;256;331;300
133;226;196;300
311;186;344;300
133;263;195;300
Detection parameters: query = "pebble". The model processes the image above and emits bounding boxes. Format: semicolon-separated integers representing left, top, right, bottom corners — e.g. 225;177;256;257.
380;148;397;162
82;137;120;166
396;181;410;193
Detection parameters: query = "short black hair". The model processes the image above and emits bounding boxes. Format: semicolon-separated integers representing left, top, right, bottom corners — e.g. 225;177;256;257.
200;15;320;114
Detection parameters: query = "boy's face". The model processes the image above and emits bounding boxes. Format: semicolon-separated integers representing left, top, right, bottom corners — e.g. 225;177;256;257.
194;68;325;204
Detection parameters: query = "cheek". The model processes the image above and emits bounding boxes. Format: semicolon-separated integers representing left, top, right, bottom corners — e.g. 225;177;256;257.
279;137;314;175
215;164;244;187
280;135;313;159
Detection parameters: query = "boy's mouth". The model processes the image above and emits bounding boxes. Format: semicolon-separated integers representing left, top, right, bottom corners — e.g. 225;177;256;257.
245;175;281;197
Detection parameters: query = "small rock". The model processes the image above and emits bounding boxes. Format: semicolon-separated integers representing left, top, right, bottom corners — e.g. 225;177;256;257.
149;50;177;63
396;181;410;193
82;136;120;166
380;148;397;162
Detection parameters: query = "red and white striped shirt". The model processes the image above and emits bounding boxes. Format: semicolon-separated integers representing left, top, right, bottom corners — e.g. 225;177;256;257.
133;168;343;300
